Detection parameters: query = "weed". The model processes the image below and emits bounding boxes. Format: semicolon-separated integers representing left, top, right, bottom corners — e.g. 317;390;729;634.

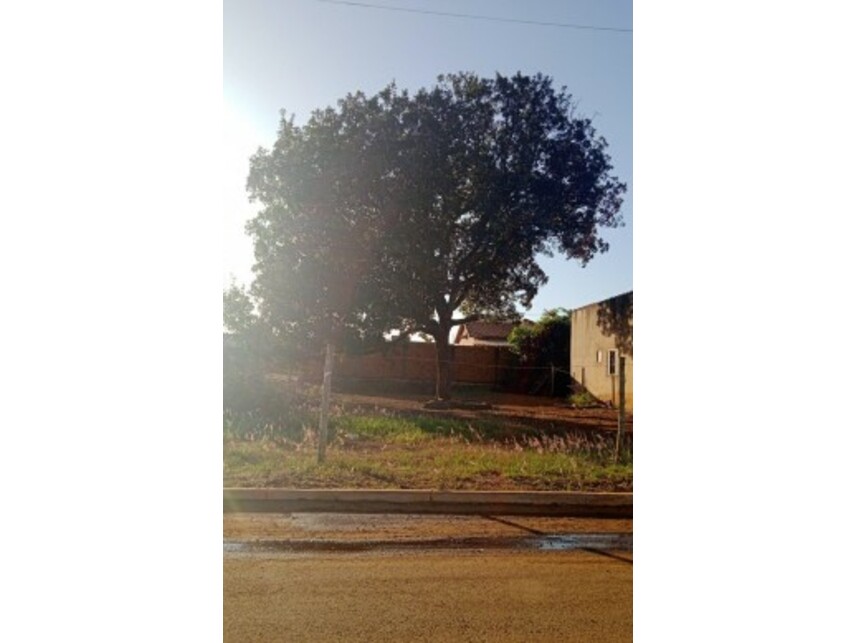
568;389;602;408
225;410;632;492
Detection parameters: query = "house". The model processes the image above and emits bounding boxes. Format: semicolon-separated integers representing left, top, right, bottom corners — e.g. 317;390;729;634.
453;320;527;347
569;291;633;411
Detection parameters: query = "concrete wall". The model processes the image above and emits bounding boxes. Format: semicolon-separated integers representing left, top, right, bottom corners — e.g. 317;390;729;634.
570;292;633;411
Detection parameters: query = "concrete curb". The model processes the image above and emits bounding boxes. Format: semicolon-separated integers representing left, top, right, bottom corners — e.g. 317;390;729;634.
224;488;632;518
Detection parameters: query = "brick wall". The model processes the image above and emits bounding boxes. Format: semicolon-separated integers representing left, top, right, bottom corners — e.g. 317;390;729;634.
297;342;516;386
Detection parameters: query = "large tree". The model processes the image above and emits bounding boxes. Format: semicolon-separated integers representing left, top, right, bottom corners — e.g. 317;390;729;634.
246;72;625;400
364;73;625;398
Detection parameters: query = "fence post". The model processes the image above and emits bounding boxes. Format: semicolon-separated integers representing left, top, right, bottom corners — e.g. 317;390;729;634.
614;356;626;463
494;347;500;387
550;364;555;396
318;342;334;463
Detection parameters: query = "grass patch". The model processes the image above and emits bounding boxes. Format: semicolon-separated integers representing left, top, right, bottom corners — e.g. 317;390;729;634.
332;414;514;443
223;373;631;492
225;410;631;492
331;411;598;445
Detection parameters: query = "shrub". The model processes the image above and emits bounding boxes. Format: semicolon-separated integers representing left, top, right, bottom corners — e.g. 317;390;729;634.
223;336;314;441
507;308;571;395
568;389;601;408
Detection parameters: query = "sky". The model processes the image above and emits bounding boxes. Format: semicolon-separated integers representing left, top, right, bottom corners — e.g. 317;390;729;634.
224;0;632;318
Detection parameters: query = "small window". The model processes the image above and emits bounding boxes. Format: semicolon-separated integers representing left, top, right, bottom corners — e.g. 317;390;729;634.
596;350;603;363
607;349;619;376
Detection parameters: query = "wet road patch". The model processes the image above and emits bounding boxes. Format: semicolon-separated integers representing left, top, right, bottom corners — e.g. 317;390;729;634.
224;532;632;554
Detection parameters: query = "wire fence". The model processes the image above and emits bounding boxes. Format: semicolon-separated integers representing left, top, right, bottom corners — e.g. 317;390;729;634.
334;352;571;372
227;338;629;418
283;347;583;397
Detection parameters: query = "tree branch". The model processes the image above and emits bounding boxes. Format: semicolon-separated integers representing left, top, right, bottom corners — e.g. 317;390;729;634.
450;313;481;327
393;320;439;340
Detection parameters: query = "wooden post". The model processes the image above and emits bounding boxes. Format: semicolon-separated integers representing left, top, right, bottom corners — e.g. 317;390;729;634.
550;365;555;396
318;342;334;463
615;356;626;463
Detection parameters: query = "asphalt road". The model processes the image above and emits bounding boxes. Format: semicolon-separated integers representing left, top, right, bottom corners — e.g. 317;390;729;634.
224;514;632;642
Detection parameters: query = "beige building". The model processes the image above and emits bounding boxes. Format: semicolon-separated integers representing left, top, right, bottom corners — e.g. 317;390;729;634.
570;291;633;411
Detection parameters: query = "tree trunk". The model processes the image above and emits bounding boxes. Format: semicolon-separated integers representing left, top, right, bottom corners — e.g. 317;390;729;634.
318;341;334;463
434;325;453;400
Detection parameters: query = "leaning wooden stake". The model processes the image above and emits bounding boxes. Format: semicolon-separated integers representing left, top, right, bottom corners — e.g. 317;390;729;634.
318;342;334;463
615;356;626;463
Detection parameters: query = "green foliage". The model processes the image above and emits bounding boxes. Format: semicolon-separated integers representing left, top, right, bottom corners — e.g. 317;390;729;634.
245;91;403;353
508;308;570;363
508;308;571;395
223;374;315;442
223;282;292;365
224;411;632;490
223;283;255;334
245;72;626;396
223;301;315;440
361;73;625;333
568;389;600;408
333;414;509;443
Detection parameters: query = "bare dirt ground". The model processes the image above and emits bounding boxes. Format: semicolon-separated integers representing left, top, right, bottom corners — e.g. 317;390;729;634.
224;512;633;542
330;387;632;435
224;549;632;642
265;374;632;435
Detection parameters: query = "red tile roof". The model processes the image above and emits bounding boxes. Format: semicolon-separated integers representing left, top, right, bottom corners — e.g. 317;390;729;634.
466;321;516;340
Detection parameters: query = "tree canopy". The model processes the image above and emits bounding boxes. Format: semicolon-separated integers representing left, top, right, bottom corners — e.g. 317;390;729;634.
223;282;255;336
245;72;625;398
508;309;571;367
245;90;402;354
507;309;572;396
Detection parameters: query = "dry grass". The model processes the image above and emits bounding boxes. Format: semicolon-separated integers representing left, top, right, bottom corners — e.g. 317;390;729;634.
224;412;631;491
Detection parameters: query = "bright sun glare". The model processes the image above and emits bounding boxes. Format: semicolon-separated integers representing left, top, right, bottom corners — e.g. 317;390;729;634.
223;99;266;287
